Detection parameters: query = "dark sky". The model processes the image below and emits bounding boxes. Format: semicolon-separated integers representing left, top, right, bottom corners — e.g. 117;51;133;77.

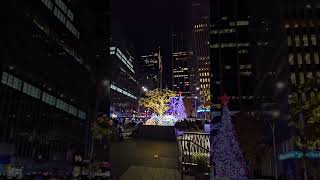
112;0;190;88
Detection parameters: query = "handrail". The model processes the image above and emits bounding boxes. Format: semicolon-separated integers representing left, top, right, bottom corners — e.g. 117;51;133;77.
179;139;210;153
182;131;210;135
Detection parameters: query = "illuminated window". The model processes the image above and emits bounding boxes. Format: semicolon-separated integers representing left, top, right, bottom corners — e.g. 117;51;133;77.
305;53;311;64
42;92;56;106
290;73;296;84
1;72;8;84
311;34;317;45
295;35;300;46
317;72;320;77
23;83;41;99
303;35;308;46
299;73;305;84
41;0;54;10
287;36;292;46
314;53;319;64
78;111;86;120
237;21;249;26
297;54;302;65
306;72;313;79
289;54;294;65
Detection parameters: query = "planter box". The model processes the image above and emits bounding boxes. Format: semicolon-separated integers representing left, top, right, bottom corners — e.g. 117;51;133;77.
138;125;176;141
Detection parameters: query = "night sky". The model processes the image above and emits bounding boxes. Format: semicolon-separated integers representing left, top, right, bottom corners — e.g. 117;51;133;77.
112;0;190;88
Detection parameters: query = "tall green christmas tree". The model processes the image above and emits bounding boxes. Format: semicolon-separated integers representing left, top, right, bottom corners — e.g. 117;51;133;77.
211;94;248;179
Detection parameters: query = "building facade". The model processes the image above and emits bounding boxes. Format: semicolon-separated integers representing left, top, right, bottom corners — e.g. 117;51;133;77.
192;0;210;97
139;51;161;91
172;51;193;96
285;0;320;96
0;0;110;162
110;43;139;118
210;0;254;111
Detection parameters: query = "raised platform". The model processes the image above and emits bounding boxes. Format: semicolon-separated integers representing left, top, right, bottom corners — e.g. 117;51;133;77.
137;125;176;141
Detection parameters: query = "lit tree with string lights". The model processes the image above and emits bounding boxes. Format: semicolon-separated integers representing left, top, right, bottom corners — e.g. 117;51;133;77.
211;94;248;179
167;92;187;120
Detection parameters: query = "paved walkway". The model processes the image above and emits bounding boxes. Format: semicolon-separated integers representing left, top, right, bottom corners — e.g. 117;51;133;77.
110;138;194;180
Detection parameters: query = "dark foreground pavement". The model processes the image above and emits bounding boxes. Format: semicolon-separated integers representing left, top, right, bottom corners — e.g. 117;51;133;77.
110;138;194;180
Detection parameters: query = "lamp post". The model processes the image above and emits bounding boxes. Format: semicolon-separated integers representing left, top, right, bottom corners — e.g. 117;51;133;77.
270;110;280;180
194;87;200;120
194;96;198;120
138;86;148;116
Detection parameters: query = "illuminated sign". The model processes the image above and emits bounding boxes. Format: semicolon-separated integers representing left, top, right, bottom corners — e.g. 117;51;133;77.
305;151;320;159
279;151;320;160
197;109;210;113
278;151;303;160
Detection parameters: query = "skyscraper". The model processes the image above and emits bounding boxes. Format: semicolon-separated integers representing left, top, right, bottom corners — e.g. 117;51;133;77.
285;0;320;97
139;51;161;90
110;42;139;117
171;32;193;96
0;0;111;161
172;50;193;96
192;0;210;97
210;0;253;111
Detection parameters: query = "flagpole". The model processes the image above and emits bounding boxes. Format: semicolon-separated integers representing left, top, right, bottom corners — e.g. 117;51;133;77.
158;47;163;91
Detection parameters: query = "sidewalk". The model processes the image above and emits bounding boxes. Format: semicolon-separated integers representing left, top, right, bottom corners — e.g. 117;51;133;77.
110;138;194;180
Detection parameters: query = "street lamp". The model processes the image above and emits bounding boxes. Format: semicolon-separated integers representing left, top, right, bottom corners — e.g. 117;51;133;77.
194;96;198;120
139;86;148;116
276;81;285;90
142;86;148;92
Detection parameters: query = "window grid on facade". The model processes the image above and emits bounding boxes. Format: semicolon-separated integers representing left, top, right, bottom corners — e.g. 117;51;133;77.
2;72;87;120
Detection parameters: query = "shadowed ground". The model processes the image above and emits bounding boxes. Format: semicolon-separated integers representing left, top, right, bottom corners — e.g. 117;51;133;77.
110;138;194;180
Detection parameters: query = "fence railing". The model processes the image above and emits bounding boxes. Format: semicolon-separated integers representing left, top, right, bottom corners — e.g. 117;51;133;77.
177;132;210;165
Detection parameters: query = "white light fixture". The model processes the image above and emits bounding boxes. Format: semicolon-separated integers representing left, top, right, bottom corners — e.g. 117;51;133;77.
276;81;285;89
272;110;280;118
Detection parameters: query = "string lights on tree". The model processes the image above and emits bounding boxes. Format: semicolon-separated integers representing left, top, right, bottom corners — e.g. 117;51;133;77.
167;92;187;120
211;94;248;179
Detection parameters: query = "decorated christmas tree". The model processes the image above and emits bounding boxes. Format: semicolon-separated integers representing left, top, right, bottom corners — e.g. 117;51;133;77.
167;93;187;120
211;94;248;179
176;95;187;120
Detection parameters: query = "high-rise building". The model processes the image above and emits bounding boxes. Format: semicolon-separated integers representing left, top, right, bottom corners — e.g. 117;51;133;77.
139;51;161;90
284;0;320;97
192;0;210;96
210;0;253;111
251;0;320;177
110;42;139;117
171;32;193;96
172;51;193;96
0;0;110;162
